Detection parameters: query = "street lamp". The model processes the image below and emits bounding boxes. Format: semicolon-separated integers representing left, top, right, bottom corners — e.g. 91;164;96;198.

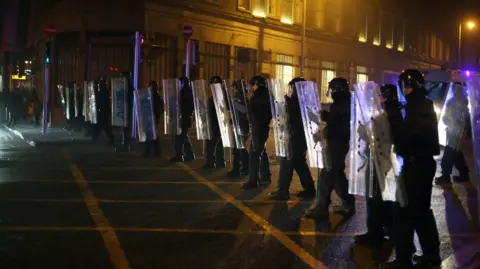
458;20;476;69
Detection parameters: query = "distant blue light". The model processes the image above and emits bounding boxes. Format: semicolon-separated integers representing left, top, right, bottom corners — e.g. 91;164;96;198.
466;70;471;77
45;57;50;64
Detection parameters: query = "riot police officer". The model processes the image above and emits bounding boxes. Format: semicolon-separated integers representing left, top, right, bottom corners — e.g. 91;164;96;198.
227;79;250;177
242;76;272;189
381;69;441;269
304;77;355;219
354;84;402;247
435;82;470;184
204;76;225;168
140;81;162;157
116;72;135;152
170;77;195;162
92;78;115;144
268;77;315;200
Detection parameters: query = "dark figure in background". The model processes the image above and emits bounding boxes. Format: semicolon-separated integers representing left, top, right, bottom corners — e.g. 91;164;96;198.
7;90;22;128
170;77;195;162
67;81;77;131
204;76;225;169
227;79;250;177
92;78;115;144
116;72;135;152
32;92;42;126
304;77;355;219
241;76;272;189
354;84;403;247
435;82;470;184
381;69;441;269
141;81;162;157
268;77;316;200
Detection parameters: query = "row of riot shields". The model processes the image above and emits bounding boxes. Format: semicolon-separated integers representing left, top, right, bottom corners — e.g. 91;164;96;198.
57;84;80;120
466;77;480;222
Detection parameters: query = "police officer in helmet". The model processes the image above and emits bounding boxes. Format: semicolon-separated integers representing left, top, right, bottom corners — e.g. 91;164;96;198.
354;84;402;247
92;77;115;144
204;76;225;168
381;69;441;269
140;81;162;157
242;75;272;189
170;77;195;162
268;77;316;200
305;77;355;219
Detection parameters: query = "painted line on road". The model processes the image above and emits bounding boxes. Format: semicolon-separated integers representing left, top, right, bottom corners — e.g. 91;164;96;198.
0;225;478;238
175;162;327;269
0;179;244;185
62;148;131;269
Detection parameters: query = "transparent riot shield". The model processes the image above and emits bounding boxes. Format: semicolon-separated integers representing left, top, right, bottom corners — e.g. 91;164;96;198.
353;82;406;206
295;81;328;168
466;77;480;224
87;81;97;124
267;78;291;159
348;91;374;198
191;80;212;140
83;82;88;119
65;86;71;120
162;79;181;135
111;77;128;127
74;84;79;117
57;85;66;116
134;88;157;143
211;83;234;148
224;79;248;149
437;82;469;149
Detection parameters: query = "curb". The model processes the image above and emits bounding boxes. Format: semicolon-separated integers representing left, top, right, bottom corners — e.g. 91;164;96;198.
3;124;36;147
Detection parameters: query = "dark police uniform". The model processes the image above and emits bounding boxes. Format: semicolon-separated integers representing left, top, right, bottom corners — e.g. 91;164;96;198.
382;69;441;269
170;77;195;162
140;81;162;157
116;72;135;152
304;77;355;219
227;80;250;177
268;77;315;200
204;76;225;168
242;76;272;189
92;78;115;144
354;84;402;247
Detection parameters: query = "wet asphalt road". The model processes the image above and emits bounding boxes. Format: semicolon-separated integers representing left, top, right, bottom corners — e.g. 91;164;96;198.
0;126;479;269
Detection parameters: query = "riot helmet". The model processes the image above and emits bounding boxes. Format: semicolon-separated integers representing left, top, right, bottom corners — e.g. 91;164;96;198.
149;80;159;91
328;77;350;100
380;84;398;102
249;76;266;88
179;77;190;91
398;69;425;96
288;77;306;97
209;76;223;85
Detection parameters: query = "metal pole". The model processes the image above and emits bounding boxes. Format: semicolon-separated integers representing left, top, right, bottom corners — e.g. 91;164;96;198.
186;39;192;78
300;0;306;77
132;31;141;139
458;22;462;69
43;64;49;136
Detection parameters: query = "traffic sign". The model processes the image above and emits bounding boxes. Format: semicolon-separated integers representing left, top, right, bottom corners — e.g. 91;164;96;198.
44;23;57;37
182;25;193;39
8;65;14;73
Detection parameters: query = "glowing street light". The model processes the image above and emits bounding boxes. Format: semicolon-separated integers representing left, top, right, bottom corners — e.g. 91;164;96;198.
459;19;478;69
467;21;476;30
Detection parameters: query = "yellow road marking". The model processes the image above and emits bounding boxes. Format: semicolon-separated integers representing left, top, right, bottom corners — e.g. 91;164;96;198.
0;225;477;238
0;179;243;185
176;162;327;269
62;149;131;269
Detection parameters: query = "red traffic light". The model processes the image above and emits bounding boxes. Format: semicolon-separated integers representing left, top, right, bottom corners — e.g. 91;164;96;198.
109;66;119;71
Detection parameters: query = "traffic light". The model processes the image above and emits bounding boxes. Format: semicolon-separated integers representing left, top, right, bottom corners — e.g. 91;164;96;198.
109;66;119;72
45;41;51;64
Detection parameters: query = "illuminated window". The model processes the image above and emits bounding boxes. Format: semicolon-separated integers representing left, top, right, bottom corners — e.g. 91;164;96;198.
275;54;294;87
314;0;325;29
252;0;268;17
356;66;368;83
321;61;336;103
280;0;295;24
358;8;368;42
397;20;406;51
238;0;251;10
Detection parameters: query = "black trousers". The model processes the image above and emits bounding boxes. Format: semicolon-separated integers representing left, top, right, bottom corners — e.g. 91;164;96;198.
394;156;440;262
174;122;194;158
205;131;224;166
92;117;114;142
365;181;396;238
277;146;315;193
247;129;270;184
231;147;249;172
440;145;469;177
315;143;355;210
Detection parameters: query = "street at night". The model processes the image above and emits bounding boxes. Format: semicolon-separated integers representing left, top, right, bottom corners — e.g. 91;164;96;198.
0;126;478;269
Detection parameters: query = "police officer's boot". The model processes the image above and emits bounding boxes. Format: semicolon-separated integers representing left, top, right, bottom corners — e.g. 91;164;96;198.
183;139;195;162
170;135;185;162
434;174;451;185
242;151;260;189
239;149;250;176
215;145;226;168
140;141;151;157
259;151;271;186
152;138;161;157
227;148;241;177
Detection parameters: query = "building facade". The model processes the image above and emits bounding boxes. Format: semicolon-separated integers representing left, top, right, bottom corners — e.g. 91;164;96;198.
26;0;463;119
